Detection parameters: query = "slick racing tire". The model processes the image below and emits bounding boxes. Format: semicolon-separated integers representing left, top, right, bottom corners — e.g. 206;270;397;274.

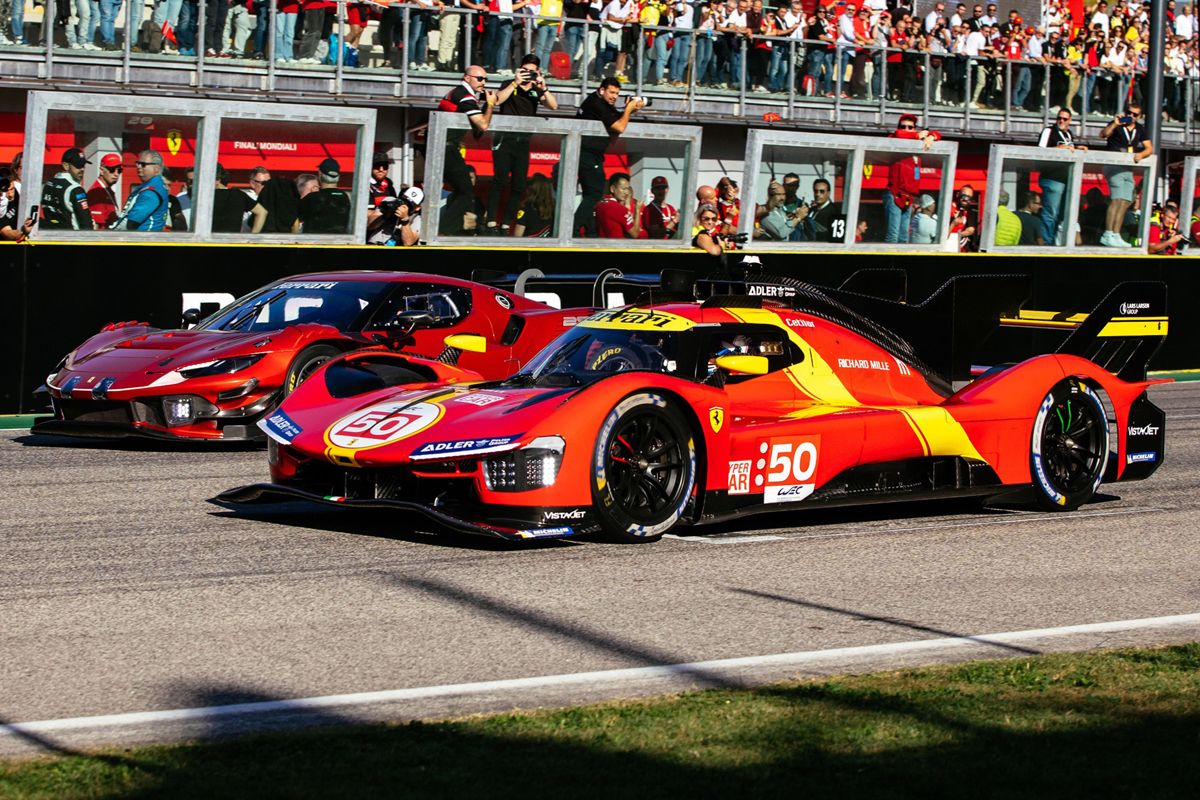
586;343;645;373
591;392;696;543
284;344;341;396
1029;377;1109;511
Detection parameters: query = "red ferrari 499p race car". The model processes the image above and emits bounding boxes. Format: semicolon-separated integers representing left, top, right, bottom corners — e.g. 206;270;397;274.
220;273;1168;543
34;271;597;441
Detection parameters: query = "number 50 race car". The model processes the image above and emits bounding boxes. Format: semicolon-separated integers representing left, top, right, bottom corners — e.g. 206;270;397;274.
219;274;1167;543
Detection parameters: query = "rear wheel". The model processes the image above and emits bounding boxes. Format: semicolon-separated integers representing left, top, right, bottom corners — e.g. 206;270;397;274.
284;344;341;396
591;393;695;543
1030;377;1109;511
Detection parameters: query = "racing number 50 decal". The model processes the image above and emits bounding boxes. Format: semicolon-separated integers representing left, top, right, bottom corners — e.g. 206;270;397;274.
760;435;821;504
325;401;444;451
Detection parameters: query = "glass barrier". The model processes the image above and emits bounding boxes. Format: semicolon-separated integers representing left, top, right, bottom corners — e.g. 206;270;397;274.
423;111;701;248
981;144;1156;253
740;129;957;251
750;145;850;245
21;91;375;242
37;109;203;234
1178;156;1200;253
213;118;362;237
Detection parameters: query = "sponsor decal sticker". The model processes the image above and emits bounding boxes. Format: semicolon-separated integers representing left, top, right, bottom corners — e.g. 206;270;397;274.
325;401;444;451
837;358;891;371
494;294;513;310
758;435;820;504
747;284;797;298
516;526;574;539
709;407;724;434
786;317;815;328
1119;302;1150;315
61;376;83;395
727;460;751;495
580;308;693;331
277;281;339;290
543;509;587;522
411;435;522;459
1128;424;1161;436
453;392;504;407
260;409;303;443
1127;451;1157;464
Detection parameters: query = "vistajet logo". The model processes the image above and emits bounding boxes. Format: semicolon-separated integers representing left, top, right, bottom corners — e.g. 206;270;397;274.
543;509;587;521
1128;424;1161;437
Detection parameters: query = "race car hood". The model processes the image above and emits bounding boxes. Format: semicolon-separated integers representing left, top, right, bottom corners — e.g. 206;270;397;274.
64;326;334;375
263;382;579;466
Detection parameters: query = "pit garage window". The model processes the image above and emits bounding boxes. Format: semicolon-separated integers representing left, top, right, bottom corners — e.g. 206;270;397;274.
367;283;475;330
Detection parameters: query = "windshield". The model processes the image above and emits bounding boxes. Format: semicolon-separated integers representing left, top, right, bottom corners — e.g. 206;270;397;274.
513;326;685;386
198;280;392;333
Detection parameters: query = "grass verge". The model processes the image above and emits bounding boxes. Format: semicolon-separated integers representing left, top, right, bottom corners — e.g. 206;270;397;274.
2;644;1199;798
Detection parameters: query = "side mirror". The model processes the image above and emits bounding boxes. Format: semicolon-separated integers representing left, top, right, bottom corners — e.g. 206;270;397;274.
443;333;487;354
714;354;769;376
182;308;201;328
389;310;437;331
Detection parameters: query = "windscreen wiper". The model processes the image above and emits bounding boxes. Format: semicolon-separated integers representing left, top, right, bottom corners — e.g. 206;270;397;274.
223;291;286;331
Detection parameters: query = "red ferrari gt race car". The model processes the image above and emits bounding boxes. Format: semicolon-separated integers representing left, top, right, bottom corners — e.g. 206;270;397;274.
33;271;597;441
220;273;1168;542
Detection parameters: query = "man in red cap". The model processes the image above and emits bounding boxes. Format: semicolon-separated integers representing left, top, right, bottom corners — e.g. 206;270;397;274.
88;154;123;230
640;175;678;240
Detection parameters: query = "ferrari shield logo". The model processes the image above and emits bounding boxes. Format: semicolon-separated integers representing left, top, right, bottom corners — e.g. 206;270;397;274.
166;129;183;156
709;407;724;433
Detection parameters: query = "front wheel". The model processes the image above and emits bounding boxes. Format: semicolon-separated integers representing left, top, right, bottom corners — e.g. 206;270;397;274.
283;344;342;396
1030;377;1109;511
591;393;696;543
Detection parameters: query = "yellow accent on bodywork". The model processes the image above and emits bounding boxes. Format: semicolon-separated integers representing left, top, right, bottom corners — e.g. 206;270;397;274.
1097;317;1168;337
580;308;695;332
896;406;984;461
444;333;487;353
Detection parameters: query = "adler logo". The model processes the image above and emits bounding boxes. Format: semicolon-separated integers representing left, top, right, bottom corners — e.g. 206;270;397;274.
748;284;796;298
1128;424;1161;437
1119;302;1150;315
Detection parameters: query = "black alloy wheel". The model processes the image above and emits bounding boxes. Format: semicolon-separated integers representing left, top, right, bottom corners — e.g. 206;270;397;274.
284;344;342;396
1030;377;1109;511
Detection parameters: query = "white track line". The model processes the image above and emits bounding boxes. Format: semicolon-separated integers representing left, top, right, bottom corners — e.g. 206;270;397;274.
4;612;1199;737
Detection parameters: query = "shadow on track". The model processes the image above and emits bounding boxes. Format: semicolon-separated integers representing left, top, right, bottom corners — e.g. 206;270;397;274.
12;432;262;453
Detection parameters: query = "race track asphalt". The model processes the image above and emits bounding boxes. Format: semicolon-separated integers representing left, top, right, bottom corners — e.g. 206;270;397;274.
2;382;1198;756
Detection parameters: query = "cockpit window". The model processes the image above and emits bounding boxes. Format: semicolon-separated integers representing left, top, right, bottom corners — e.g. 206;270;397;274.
367;283;475;329
512;327;682;386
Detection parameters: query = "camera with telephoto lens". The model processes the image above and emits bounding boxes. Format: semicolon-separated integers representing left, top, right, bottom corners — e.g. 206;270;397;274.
519;67;540;82
632;96;653;108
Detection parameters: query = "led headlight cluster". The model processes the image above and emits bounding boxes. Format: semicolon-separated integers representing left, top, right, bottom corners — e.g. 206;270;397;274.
483;436;565;492
162;395;220;426
178;354;265;379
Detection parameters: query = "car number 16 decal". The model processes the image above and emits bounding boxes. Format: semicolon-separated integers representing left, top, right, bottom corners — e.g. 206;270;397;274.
760;435;820;504
325;401;444;451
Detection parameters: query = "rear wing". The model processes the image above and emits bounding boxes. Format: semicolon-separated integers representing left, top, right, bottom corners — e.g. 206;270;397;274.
999;282;1168;382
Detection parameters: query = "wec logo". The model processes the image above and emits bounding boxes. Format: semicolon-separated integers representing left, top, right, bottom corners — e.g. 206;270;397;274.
1128;424;1161;437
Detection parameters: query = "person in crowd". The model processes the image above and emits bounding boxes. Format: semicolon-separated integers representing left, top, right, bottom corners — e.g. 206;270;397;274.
668;0;694;87
575;77;644;235
249;171;301;233
884;114;940;244
641;175;678;239
691;202;726;255
513;173;555;237
369;152;397;209
771;0;803;93
87;153;122;230
1037;106;1084;245
0;170;34;242
1099;103;1151;247
295;158;350;233
596;0;637;80
113;150;170;232
210;163;258;233
802;177;842;241
1149;202;1184;255
836;3;859;98
806;4;835;96
594;171;642;238
749;4;778;93
716;175;740;232
948;184;978;250
910;194;939;243
437;66;496;235
487;53;558;235
463;165;488;233
993;189;1021;245
696;183;717;212
757;180;802;240
1016;191;1045;245
41;148;94;230
640;0;672;86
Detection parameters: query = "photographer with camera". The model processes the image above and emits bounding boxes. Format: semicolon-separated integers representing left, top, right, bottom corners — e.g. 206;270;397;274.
575;77;647;236
484;53;559;236
1099;103;1152;248
692;203;746;255
367;187;425;246
1149;203;1184;255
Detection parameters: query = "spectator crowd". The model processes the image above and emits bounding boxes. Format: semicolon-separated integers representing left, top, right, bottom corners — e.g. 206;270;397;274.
4;0;1199;121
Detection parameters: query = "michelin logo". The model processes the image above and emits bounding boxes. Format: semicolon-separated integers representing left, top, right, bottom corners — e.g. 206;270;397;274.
411;435;521;459
259;410;303;443
1127;451;1157;464
517;526;574;539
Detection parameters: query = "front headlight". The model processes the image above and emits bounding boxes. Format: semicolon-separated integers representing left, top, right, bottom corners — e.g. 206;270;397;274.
483;436;565;492
178;354;266;379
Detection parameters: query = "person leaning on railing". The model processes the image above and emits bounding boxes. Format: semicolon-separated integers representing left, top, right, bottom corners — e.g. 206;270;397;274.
691;203;727;256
